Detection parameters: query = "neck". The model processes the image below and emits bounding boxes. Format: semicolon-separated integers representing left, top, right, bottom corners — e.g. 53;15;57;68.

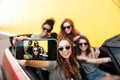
66;58;69;62
81;51;86;56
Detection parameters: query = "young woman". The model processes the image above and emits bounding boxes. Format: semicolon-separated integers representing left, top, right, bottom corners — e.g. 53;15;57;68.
31;18;55;39
32;47;40;59
13;18;56;45
13;18;56;80
58;18;82;43
39;47;48;60
75;35;120;80
18;37;82;80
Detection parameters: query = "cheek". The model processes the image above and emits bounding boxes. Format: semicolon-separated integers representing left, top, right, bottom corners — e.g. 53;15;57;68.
69;49;72;54
80;46;87;50
59;52;63;57
69;28;72;31
65;29;71;34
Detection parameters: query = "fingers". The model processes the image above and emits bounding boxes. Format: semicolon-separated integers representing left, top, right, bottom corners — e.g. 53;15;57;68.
13;36;29;46
94;48;100;58
18;36;29;40
17;60;26;66
13;36;18;46
74;35;80;41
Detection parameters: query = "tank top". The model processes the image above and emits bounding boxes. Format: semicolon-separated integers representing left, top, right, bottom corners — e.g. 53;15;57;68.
80;49;98;74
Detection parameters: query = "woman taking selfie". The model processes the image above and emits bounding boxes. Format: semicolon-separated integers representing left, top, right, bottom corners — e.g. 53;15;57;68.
18;37;82;80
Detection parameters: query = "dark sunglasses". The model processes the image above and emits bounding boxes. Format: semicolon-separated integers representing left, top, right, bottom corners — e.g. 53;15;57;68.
79;42;88;46
58;45;71;51
42;27;51;32
33;50;38;52
62;26;71;30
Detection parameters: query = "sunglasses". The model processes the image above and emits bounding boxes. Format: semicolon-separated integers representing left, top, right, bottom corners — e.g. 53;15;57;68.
42;27;51;32
33;50;38;52
58;45;71;51
79;42;88;46
62;26;71;30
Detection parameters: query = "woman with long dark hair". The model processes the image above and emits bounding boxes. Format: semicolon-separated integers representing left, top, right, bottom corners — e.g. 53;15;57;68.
75;35;120;80
18;37;82;80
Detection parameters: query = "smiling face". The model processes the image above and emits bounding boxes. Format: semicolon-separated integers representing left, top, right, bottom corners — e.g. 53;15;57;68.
58;40;72;59
63;22;72;34
79;39;88;52
41;24;51;37
33;47;39;55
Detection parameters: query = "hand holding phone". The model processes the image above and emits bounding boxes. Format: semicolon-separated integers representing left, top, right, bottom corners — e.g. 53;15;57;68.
15;39;57;60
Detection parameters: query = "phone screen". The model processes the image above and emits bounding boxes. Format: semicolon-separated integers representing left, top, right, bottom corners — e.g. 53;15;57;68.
15;39;57;60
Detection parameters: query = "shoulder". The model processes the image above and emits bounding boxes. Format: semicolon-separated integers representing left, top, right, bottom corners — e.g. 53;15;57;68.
76;61;80;68
74;30;80;35
31;33;40;39
47;61;58;71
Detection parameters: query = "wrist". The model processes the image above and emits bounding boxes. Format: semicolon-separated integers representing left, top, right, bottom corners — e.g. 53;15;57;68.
108;58;111;62
106;58;111;63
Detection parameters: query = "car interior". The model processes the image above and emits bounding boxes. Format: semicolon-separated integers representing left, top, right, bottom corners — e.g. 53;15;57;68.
8;34;49;80
5;34;120;80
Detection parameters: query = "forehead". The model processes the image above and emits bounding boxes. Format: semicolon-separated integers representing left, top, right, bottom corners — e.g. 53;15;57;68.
79;39;87;43
43;24;51;29
63;22;70;26
59;40;70;46
33;47;38;50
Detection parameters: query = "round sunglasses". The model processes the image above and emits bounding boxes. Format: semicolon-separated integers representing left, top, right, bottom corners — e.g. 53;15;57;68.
33;49;38;52
42;27;51;32
58;45;71;51
79;42;88;46
62;25;71;30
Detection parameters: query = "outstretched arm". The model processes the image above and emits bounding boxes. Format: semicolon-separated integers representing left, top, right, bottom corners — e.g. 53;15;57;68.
18;60;50;68
77;55;111;64
17;60;57;70
13;36;29;46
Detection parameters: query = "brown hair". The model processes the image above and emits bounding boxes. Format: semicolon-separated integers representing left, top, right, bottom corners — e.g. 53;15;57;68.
75;35;91;56
58;18;80;42
57;37;79;80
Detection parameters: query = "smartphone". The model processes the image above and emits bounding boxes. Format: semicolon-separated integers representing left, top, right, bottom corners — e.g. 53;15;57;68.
15;38;57;60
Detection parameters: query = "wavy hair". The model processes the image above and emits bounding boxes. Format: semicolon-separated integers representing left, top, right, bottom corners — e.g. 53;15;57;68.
75;35;91;56
58;18;80;42
57;37;79;80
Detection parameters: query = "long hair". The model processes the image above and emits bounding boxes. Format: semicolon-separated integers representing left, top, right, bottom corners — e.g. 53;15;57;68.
32;47;40;59
57;37;79;80
75;35;91;56
58;18;80;42
34;41;40;48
